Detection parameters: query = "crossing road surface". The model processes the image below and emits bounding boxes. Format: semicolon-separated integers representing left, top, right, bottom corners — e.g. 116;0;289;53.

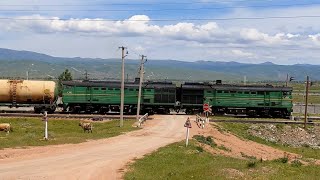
0;115;193;180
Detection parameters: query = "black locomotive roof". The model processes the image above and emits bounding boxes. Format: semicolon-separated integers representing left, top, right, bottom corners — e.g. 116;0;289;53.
62;80;176;89
62;81;139;88
182;82;292;91
143;81;176;89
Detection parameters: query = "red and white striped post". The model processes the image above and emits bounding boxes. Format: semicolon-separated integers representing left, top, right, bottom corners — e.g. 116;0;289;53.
184;117;192;147
43;111;48;140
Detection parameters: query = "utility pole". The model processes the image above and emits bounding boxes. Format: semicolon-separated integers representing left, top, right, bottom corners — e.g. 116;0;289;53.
26;71;29;80
137;55;147;120
83;70;89;81
119;46;127;127
285;73;289;87
304;76;309;129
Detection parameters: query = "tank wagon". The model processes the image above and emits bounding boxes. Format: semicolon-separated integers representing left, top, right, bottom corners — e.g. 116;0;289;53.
0;79;57;113
61;80;293;118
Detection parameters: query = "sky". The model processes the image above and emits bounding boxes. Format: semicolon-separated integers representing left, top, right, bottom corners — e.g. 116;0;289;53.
1;0;320;64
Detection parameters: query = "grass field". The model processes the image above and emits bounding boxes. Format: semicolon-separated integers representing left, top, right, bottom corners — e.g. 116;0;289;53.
124;141;320;180
217;122;320;160
0;118;138;149
293;94;320;104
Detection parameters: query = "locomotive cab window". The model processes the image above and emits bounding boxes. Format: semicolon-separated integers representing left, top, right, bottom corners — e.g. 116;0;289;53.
217;90;222;93
94;88;99;90
250;92;257;95
244;92;250;94
101;88;106;90
207;91;212;93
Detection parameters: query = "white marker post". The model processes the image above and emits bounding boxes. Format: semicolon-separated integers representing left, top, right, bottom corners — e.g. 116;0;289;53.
184;118;192;147
43;111;48;140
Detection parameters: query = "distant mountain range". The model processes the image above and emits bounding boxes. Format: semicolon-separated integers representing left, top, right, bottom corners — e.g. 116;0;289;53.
0;48;319;81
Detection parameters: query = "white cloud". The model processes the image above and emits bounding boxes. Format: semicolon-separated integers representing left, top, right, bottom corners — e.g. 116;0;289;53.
231;49;254;57
309;34;320;44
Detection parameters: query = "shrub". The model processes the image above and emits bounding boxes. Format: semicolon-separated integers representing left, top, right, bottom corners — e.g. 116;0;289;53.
274;157;288;163
193;135;216;147
247;161;257;168
196;146;204;153
291;160;303;167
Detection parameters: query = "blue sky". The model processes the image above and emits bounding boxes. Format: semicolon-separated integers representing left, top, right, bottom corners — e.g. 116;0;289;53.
1;0;320;64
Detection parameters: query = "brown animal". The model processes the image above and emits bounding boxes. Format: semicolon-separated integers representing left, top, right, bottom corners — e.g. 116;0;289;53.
79;122;93;133
0;123;12;134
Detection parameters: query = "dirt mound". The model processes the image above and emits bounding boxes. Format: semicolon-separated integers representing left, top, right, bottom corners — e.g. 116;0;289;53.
195;122;299;161
249;124;320;149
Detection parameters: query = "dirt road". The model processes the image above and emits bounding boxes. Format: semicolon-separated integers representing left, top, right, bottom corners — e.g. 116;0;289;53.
0;115;193;180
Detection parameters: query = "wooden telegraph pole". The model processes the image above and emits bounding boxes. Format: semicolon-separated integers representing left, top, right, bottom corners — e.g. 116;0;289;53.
119;46;127;127
285;73;289;87
136;55;147;120
304;76;309;129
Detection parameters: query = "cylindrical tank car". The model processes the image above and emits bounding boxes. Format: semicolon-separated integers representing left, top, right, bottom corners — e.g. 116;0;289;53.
0;79;57;113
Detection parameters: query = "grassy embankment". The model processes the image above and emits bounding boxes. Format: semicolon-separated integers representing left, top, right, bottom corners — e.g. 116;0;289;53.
125;141;320;179
217;122;320;160
0;118;137;149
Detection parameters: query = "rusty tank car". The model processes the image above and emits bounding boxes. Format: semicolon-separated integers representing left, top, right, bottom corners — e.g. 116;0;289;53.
0;79;57;113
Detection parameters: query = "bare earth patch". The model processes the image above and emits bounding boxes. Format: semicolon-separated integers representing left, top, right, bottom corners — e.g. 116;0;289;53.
193;122;300;161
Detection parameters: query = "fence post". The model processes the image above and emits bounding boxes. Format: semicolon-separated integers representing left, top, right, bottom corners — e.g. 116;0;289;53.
43;111;48;140
184;118;192;147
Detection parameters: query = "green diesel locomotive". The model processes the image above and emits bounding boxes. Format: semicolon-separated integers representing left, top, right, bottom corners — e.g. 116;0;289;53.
61;80;293;118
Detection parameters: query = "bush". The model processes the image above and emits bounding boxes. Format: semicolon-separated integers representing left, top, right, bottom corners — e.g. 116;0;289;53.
247;161;257;168
196;146;204;153
274;157;288;163
291;160;303;167
193;135;216;147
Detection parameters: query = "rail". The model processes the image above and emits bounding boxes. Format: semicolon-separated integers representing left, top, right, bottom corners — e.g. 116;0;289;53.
196;114;206;129
138;113;149;127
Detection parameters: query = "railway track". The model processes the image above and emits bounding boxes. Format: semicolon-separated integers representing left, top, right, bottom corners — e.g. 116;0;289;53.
0;113;136;120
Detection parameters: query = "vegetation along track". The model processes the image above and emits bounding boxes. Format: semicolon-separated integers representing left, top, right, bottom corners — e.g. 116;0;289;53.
0;113;136;120
210;119;320;125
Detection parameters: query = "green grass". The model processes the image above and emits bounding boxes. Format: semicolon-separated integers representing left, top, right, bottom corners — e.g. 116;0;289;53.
293;94;320;104
0;118;137;149
217;122;320;160
125;141;320;180
212;115;287;121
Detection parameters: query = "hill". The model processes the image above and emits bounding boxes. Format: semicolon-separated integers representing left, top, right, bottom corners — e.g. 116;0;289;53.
0;48;319;81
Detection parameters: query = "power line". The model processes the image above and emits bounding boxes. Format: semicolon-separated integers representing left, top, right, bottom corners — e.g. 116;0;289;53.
0;2;319;12
1;15;320;22
0;0;284;6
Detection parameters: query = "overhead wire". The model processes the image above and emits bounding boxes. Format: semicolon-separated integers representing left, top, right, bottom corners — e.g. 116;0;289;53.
0;15;320;22
0;0;283;6
0;2;319;12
